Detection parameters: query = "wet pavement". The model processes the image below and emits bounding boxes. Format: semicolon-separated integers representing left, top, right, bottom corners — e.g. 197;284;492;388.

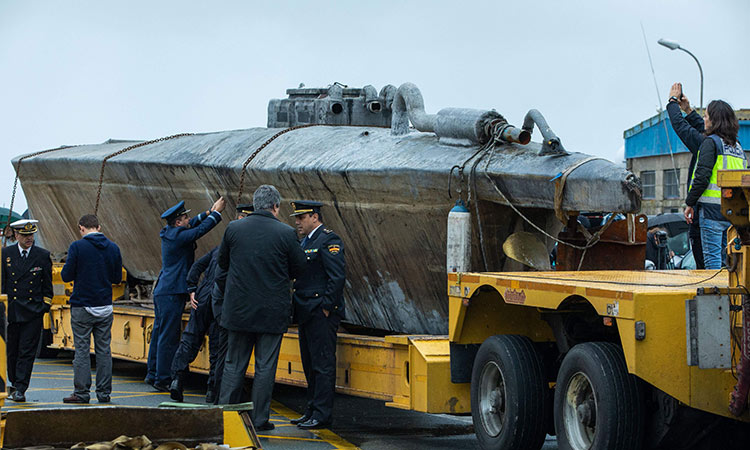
3;352;558;449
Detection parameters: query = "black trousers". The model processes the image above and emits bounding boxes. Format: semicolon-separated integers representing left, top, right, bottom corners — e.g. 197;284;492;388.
7;317;43;394
299;309;340;423
170;299;227;397
207;321;228;401
219;330;284;425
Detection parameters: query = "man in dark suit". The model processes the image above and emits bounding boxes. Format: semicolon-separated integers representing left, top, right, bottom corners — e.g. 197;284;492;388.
217;185;306;431
289;200;346;429
169;203;253;403
1;219;53;402
146;197;225;391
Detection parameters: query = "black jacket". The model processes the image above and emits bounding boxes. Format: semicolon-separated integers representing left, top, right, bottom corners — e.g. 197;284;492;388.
293;225;346;324
61;233;122;307
686;135;747;221
217;211;306;333
2;244;53;323
685;138;721;209
666;101;705;188
211;267;227;321
186;246;219;306
666;101;729;219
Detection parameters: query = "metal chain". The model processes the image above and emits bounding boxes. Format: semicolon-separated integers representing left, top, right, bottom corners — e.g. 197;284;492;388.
236;122;393;203
236;123;351;203
3;145;75;244
94;133;192;215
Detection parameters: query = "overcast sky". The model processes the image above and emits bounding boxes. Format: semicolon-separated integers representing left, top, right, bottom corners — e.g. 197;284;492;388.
1;0;748;212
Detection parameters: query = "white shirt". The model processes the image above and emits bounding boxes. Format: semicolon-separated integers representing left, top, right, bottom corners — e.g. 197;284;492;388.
308;224;323;239
17;242;32;257
86;305;114;317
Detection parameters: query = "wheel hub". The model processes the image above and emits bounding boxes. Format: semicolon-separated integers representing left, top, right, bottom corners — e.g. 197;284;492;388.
488;387;504;414
478;361;506;438
564;372;597;450
576;399;596;427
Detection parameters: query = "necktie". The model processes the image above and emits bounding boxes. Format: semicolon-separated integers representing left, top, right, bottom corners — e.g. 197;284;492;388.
21;249;27;259
300;236;308;248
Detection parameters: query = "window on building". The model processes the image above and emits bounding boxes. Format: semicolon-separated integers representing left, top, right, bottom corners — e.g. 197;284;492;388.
664;169;680;199
641;171;655;199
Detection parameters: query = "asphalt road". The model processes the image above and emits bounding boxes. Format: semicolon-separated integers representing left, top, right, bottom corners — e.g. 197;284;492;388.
3;352;559;449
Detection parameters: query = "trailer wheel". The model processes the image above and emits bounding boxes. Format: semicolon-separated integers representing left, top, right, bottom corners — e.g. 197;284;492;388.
471;335;547;450
554;342;644;450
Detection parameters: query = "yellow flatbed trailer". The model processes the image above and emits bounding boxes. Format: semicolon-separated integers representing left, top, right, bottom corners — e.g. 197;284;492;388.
45;268;749;449
48;303;471;415
450;269;739;419
447;269;750;449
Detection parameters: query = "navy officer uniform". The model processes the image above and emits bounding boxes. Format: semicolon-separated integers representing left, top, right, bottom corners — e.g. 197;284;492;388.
146;200;223;390
290;201;346;429
169;203;253;403
1;219;53;402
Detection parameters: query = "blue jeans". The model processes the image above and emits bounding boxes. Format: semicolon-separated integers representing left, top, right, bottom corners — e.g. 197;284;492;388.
146;294;187;385
699;206;730;270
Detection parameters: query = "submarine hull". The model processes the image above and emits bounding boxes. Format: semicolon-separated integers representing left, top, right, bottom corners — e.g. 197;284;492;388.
15;125;639;334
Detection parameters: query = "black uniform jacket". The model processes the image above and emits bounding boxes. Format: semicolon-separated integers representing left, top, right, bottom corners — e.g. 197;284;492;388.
186;246;219;306
666;101;705;188
1;245;53;323
218;210;306;334
293;225;346;324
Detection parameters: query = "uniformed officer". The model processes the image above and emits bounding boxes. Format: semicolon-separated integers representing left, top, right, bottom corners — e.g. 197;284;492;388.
169;203;252;403
1;219;53;402
146;197;225;391
289;200;346;429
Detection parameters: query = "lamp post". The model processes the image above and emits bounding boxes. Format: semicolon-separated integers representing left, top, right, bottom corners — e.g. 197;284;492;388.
658;38;703;111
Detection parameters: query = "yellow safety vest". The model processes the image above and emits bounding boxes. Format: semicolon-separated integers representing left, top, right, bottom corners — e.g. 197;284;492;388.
690;136;746;205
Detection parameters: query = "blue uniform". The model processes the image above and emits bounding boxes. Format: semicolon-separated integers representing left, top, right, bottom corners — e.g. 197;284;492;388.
153;211;222;296
147;210;222;386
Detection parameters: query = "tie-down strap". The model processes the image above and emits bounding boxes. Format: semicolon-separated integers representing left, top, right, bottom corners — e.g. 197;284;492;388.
554;156;606;224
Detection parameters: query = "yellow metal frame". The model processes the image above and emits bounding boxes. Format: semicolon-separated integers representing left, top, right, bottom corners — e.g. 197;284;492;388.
49;304;469;414
44;263;126;332
447;270;750;422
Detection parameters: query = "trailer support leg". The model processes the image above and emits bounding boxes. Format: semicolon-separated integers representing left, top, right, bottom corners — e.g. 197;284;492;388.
729;295;750;416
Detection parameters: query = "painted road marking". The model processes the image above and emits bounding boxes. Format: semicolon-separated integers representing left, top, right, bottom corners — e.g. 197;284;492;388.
270;400;362;450
7;357;363;450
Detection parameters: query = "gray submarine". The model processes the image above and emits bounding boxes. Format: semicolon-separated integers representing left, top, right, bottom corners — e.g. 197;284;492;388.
13;83;641;334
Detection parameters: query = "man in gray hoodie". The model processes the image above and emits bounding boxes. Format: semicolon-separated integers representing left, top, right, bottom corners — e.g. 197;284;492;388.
60;214;122;403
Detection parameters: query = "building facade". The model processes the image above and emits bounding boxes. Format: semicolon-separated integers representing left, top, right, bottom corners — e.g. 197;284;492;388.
624;109;750;215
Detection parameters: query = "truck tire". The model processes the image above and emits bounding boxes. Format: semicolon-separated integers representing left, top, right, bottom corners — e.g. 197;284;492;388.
471;334;547;450
554;342;644;450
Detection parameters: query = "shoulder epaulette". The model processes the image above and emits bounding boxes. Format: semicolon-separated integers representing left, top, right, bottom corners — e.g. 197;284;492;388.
323;228;333;234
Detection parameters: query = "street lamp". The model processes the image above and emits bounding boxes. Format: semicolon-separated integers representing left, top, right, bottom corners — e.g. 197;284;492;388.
658;38;704;110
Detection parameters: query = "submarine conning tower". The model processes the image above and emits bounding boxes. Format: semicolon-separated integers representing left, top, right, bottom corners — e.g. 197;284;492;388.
267;82;396;128
267;82;566;154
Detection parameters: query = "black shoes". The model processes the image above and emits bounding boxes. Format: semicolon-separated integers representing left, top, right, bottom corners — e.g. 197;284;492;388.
97;395;111;403
297;418;328;429
290;414;312;425
153;382;170;393
9;391;26;402
144;377;155;387
205;389;216;404
255;422;275;431
169;378;184;402
63;394;89;404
